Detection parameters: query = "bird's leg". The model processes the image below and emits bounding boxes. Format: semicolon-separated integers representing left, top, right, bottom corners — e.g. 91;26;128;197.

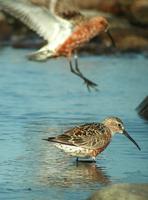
69;55;98;91
74;55;98;91
106;30;116;48
74;54;81;74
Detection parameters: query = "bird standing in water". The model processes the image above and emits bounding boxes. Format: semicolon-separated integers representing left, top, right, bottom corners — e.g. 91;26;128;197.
43;117;141;162
0;0;115;90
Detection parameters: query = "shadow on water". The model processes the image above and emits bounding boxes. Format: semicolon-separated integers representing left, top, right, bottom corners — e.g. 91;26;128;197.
38;162;110;188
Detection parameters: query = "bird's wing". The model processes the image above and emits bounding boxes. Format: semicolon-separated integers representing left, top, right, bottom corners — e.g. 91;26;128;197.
50;123;112;149
0;0;73;41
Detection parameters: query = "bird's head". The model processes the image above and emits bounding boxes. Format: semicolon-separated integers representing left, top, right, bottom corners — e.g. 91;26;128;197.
102;117;141;150
91;16;109;31
91;16;116;48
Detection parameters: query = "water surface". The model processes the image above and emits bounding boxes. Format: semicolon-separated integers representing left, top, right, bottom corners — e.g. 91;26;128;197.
0;48;148;200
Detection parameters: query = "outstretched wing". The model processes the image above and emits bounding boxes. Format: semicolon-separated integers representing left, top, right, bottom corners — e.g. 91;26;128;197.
48;123;112;149
0;0;73;41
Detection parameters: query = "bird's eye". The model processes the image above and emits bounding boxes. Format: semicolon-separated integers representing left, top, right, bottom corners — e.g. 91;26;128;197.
118;123;122;128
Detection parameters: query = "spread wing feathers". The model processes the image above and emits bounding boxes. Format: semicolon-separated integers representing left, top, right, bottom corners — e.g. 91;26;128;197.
48;123;111;149
0;0;71;41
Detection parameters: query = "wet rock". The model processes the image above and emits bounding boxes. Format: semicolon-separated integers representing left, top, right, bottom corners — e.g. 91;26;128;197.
136;96;148;120
88;184;148;200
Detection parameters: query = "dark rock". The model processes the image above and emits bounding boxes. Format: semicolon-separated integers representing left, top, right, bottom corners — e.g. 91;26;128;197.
137;96;148;120
109;27;148;52
12;35;44;49
97;0;122;14
131;0;148;26
75;0;148;26
104;14;148;52
74;0;100;10
0;12;12;41
78;14;148;54
119;0;148;26
74;0;122;14
88;184;148;200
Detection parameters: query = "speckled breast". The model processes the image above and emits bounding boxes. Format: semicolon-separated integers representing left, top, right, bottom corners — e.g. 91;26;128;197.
89;141;111;157
55;143;92;157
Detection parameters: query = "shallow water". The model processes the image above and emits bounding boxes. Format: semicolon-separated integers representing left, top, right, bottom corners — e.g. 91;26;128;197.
0;47;148;200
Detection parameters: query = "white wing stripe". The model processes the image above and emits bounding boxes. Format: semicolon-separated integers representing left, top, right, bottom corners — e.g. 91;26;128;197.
0;0;71;42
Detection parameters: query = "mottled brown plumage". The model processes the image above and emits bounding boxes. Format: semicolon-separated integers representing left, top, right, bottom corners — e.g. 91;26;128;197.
44;117;141;161
56;17;108;57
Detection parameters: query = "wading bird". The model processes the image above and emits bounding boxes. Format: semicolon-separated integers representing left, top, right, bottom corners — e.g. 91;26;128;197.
0;0;115;90
43;117;141;162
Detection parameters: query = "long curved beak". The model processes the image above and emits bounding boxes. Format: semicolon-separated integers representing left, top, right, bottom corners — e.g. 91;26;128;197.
123;130;141;151
106;30;116;48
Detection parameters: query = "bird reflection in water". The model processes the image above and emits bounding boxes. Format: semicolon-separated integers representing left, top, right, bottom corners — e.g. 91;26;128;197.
38;161;110;187
74;162;110;185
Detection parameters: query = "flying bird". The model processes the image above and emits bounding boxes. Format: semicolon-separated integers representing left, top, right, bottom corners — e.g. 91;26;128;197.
43;117;141;162
0;0;115;90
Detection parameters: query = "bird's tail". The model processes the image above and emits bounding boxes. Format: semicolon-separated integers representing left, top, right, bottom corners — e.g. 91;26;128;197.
28;43;57;61
28;49;55;61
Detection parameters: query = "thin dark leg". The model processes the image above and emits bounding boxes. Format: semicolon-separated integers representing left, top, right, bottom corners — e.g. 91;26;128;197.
106;30;116;48
74;56;98;91
69;57;98;91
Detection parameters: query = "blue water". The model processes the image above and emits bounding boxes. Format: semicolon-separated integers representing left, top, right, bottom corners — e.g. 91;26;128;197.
0;48;148;200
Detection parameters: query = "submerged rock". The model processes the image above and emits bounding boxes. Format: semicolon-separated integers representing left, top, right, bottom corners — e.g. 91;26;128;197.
88;184;148;200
